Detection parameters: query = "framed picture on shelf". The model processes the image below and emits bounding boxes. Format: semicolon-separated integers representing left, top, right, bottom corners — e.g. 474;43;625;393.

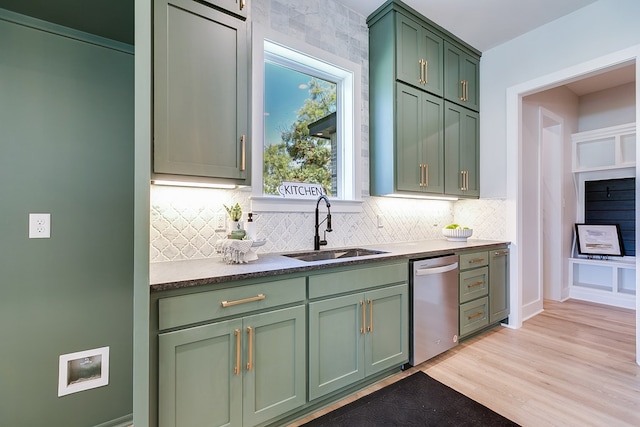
575;224;624;257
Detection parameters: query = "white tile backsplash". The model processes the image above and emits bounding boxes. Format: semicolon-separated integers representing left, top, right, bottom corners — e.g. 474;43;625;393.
150;185;507;262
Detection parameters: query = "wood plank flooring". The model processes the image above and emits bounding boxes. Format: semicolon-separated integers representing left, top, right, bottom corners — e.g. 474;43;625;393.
290;299;640;427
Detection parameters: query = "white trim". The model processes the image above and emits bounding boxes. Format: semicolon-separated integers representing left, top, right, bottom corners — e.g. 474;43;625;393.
0;8;133;54
250;196;363;213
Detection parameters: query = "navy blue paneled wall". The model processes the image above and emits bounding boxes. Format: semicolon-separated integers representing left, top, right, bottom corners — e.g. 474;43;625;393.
584;178;635;256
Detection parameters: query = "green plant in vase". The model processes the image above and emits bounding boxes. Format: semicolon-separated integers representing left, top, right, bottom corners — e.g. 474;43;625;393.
224;203;245;239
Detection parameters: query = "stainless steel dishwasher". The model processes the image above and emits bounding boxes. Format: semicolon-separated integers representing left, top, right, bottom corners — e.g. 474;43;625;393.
409;254;459;365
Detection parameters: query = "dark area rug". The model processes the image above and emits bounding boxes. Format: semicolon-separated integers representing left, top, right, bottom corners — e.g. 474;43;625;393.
301;371;520;426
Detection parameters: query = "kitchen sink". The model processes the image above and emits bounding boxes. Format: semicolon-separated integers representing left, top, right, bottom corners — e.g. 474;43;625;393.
283;248;388;262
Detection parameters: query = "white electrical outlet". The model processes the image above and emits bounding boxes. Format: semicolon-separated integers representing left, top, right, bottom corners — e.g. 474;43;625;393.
377;214;384;228
29;213;51;238
213;213;226;231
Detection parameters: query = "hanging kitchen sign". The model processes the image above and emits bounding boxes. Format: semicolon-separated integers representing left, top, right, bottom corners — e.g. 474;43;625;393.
277;182;326;199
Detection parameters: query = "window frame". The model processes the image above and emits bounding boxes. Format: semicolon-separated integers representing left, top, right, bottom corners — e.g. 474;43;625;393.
250;27;362;213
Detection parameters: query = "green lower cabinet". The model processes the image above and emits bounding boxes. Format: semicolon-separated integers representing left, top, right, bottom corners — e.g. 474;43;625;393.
489;248;510;323
459;296;489;337
158;305;306;427
308;284;408;401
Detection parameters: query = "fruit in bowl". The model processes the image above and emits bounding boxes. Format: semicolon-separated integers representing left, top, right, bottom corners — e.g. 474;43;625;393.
442;224;473;241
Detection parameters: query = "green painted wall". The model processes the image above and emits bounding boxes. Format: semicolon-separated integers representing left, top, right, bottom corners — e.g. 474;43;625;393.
0;13;134;427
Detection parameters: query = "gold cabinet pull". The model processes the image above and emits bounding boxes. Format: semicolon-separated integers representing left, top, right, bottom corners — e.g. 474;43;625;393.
367;299;373;333
240;134;246;171
234;329;241;375
468;280;484;288
460;170;469;191
424;163;428;187
468;311;484;321
239;0;245;10
423;60;428;84
418;59;423;84
221;293;265;308
419;164;425;187
468;257;485;264
360;300;365;334
494;250;508;257
460;80;465;101
246;326;253;371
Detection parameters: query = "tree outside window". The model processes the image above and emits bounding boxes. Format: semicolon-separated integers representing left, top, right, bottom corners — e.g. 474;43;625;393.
263;61;337;196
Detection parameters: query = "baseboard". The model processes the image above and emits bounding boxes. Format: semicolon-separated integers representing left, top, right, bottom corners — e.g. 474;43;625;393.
94;414;133;427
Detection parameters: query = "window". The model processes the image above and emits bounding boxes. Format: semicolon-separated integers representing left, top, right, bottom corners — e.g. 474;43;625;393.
263;58;338;196
251;34;361;212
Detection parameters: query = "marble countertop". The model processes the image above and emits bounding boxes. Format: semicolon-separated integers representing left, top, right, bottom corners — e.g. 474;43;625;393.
150;238;509;292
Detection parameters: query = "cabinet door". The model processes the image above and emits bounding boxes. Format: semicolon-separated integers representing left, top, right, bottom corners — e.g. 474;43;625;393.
444;101;479;197
396;14;443;96
489;248;510;323
444;42;479;111
364;284;409;376
242;306;306;426
158;319;242;427
459;267;488;303
396;83;444;194
200;0;248;18
308;293;365;400
459;296;489;337
154;0;249;181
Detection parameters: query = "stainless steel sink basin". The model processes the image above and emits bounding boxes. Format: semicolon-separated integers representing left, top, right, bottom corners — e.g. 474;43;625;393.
282;248;388;262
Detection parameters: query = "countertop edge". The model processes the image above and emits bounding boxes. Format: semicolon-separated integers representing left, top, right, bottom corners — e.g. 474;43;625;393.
150;239;510;293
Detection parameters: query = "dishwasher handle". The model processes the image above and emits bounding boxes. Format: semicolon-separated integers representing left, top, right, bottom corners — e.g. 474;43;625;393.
415;262;458;276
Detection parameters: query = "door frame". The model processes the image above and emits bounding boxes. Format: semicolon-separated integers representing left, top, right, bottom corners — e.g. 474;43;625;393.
504;45;640;365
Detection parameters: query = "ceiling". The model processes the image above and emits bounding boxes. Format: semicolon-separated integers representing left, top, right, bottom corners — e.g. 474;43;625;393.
0;0;633;94
339;0;599;52
0;0;599;51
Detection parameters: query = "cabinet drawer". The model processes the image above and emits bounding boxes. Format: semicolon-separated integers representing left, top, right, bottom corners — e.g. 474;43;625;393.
159;277;305;330
458;251;488;270
459;267;488;303
308;261;408;299
459;297;489;337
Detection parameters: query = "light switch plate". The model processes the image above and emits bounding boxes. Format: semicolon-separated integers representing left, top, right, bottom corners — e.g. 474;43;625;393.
29;213;51;238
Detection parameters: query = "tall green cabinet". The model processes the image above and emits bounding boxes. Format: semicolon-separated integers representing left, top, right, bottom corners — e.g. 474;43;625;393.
154;0;250;185
368;0;481;198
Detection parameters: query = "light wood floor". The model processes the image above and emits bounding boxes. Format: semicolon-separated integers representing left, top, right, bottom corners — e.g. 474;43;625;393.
290;299;640;427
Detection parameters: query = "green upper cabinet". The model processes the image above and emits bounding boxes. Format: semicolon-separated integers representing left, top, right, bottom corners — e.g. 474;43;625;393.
444;101;479;198
368;0;480;199
396;82;444;194
396;14;443;96
444;41;480;112
154;0;250;185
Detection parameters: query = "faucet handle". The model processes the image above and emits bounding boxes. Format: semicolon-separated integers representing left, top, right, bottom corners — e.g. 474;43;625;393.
320;230;328;246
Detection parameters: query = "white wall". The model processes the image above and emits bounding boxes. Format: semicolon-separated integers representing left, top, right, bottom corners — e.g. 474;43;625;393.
481;0;640;198
578;81;636;131
522;87;579;314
